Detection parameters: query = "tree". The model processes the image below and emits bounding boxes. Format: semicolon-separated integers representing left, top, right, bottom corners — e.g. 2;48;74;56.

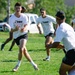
0;0;7;13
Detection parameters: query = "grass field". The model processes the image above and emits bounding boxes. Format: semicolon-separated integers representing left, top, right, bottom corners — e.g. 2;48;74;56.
0;32;65;75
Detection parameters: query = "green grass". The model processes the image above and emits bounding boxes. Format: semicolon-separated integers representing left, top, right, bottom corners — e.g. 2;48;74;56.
0;32;65;75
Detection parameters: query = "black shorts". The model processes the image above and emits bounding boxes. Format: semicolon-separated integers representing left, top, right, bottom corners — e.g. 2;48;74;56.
62;49;75;66
45;33;54;38
14;34;28;45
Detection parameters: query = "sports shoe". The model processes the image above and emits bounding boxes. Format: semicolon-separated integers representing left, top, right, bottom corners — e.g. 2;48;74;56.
1;44;4;51
43;57;50;61
33;64;39;70
12;65;19;72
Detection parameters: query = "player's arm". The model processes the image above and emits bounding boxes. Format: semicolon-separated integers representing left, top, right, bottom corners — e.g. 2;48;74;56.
46;42;67;54
20;24;27;32
37;24;42;34
46;42;64;49
11;25;19;32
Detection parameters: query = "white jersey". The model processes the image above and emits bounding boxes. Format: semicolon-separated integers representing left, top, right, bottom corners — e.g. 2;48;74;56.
37;15;56;36
9;13;28;39
54;22;75;52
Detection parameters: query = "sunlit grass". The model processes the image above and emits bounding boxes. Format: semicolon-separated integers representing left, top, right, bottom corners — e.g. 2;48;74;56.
0;32;65;75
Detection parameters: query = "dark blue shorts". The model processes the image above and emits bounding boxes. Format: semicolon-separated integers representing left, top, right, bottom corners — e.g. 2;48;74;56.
62;49;75;66
45;33;54;38
14;34;28;45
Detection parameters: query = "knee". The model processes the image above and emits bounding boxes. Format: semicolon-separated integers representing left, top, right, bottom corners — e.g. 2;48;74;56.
8;37;12;40
20;47;24;50
19;47;24;53
45;43;50;49
10;37;13;40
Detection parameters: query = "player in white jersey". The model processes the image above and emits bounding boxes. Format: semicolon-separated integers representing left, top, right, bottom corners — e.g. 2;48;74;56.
10;2;38;72
46;11;75;75
1;6;26;51
37;8;57;61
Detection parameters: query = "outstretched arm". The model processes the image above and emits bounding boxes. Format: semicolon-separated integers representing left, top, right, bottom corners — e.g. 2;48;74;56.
46;42;66;53
46;42;64;49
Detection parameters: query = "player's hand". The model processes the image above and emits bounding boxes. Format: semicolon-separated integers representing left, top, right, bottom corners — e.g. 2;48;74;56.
20;28;24;32
15;25;19;31
57;45;64;49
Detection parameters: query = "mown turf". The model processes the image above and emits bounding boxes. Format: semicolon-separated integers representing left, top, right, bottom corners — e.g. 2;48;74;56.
0;32;65;75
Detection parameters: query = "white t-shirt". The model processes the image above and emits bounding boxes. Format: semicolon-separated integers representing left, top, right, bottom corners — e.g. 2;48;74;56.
37;15;56;36
54;22;75;52
9;13;28;39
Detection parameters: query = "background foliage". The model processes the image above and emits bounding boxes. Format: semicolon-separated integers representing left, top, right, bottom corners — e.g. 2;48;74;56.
0;0;75;24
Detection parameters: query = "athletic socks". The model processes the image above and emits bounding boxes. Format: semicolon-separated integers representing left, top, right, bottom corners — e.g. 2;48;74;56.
17;60;21;67
47;56;50;59
30;61;36;66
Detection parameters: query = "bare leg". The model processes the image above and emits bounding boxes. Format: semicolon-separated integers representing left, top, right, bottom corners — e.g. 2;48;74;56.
45;36;54;56
43;36;54;61
1;32;13;50
9;39;15;51
3;32;13;45
13;39;39;72
59;63;72;75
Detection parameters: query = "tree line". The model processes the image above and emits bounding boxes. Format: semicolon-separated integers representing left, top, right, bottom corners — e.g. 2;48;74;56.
0;0;75;24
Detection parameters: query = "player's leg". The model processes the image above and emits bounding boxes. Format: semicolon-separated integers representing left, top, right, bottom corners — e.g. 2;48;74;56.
59;50;75;75
8;39;15;51
12;37;22;72
21;39;39;70
43;36;54;61
59;62;72;75
1;32;13;50
12;34;38;72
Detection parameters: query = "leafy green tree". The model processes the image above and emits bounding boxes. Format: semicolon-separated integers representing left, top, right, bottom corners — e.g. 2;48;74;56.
0;0;7;20
0;0;75;24
0;0;7;13
32;0;66;16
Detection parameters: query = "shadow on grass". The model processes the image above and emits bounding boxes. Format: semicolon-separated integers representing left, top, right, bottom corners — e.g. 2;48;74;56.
0;70;14;73
28;49;45;52
1;60;17;62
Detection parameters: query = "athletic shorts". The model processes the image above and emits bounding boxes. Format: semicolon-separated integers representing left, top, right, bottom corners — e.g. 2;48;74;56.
62;49;75;66
45;33;54;38
14;34;28;45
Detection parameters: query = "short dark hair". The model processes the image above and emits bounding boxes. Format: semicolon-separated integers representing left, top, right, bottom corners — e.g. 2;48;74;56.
40;8;46;12
56;11;65;20
14;2;21;7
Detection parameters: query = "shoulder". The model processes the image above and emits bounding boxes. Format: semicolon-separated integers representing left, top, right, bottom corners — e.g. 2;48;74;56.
21;13;27;17
38;16;42;19
46;15;56;21
37;16;42;21
60;22;72;31
46;15;55;18
20;13;28;20
9;14;15;20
